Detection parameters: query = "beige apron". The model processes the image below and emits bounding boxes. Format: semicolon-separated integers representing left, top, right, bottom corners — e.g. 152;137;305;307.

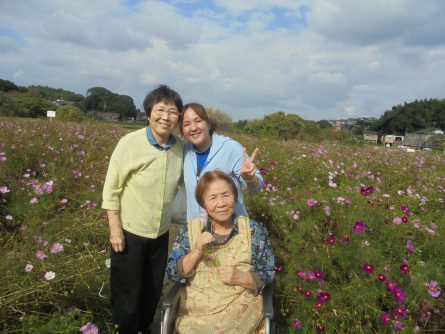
176;216;264;334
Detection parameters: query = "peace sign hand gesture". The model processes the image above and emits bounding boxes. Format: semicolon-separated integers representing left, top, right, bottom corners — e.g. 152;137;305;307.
241;147;259;182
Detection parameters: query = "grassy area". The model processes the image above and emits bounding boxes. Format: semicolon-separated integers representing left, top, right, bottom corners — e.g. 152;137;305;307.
1;118;444;333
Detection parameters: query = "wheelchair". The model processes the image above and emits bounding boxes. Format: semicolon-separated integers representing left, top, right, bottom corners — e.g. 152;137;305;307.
160;281;279;334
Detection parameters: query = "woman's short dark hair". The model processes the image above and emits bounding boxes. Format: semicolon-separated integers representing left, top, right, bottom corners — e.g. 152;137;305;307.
143;85;183;118
195;170;238;208
179;102;217;136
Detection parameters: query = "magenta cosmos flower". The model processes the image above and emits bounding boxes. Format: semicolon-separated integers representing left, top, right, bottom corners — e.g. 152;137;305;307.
394;304;407;318
386;280;397;292
380;312;391;325
360;186;374;196
362;263;375;274
352;221;367;234
392;287;407;303
377;273;387;282
427;281;441;298
399;264;410;275
292;319;302;330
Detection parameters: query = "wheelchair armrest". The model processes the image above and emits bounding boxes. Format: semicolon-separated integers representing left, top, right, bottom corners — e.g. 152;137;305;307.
262;285;274;319
162;281;185;310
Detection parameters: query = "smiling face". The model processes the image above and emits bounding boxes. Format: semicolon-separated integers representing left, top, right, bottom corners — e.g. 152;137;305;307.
202;178;236;225
148;102;179;145
181;107;212;151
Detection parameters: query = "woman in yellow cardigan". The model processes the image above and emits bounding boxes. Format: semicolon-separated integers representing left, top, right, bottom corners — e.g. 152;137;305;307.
102;85;183;334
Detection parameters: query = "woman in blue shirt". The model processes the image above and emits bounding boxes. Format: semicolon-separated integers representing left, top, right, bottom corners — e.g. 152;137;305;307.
180;102;264;221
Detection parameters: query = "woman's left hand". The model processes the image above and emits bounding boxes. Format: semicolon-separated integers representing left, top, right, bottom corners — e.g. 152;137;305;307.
218;265;241;285
240;147;259;181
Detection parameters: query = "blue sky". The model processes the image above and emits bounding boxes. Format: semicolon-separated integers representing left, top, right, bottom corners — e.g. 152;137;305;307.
1;0;445;121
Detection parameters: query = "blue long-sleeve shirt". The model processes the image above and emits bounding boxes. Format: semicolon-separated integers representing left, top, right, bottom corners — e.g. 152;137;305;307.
183;132;264;221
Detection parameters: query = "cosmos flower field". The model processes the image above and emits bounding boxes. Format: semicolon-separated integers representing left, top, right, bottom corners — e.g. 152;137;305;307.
0;118;444;333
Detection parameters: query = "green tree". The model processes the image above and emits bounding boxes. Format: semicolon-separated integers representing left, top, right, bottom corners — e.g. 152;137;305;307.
206;107;234;132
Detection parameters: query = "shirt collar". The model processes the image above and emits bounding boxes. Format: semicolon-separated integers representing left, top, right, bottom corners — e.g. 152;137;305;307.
146;126;176;151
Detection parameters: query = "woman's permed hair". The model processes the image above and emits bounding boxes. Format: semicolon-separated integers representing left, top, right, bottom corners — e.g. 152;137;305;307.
195;170;238;208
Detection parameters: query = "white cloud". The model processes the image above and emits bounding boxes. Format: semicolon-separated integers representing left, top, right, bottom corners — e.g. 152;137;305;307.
0;0;444;121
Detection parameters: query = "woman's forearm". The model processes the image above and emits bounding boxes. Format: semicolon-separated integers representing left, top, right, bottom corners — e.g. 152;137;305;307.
180;248;203;276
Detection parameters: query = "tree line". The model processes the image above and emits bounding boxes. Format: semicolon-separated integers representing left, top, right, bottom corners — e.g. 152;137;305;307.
1;78;443;141
0;78;137;121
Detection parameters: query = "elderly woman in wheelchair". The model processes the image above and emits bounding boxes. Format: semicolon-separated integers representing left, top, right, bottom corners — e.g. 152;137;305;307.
166;170;276;334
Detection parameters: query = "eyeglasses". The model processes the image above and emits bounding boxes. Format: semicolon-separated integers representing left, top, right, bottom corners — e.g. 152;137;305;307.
152;108;180;118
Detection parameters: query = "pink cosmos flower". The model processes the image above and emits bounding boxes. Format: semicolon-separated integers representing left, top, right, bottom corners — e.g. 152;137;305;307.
307;199;318;207
292;211;300;220
362;263;375;274
292;319;302;330
44;271;56;281
29;197;39;204
50;243;64;254
296;271;307;280
394;321;405;331
307;272;317;281
25;263;33;273
80;322;99;334
36;250;47;260
406;240;415;255
276;265;284;273
380;312;391;325
427;281;441;298
0;186;10;194
393;217;403;225
326;236;335;245
259;167;268;175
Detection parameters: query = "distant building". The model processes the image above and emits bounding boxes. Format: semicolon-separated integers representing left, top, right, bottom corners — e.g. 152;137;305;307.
54;99;73;106
403;132;432;150
95;112;120;121
381;135;404;147
363;131;378;143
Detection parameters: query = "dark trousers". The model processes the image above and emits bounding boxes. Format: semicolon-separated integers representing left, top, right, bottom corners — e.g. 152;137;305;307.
111;229;169;334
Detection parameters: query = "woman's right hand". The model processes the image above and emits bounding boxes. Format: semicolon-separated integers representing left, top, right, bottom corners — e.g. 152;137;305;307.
110;225;125;252
195;231;214;253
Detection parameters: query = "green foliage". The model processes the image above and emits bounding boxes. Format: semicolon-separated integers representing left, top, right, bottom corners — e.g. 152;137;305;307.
28;85;85;107
373;98;445;134
84;86;137;120
317;120;333;129
0;78;26;92
206;107;234;132
56;105;86;122
10;95;53;118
